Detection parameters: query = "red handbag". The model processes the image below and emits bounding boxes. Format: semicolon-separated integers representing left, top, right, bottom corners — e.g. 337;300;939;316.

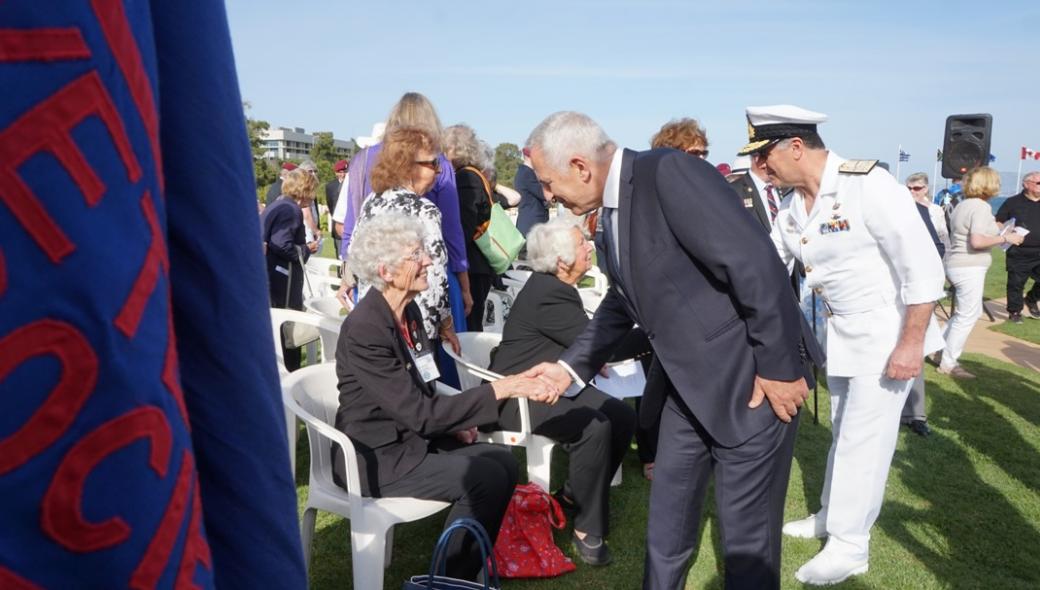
493;483;576;578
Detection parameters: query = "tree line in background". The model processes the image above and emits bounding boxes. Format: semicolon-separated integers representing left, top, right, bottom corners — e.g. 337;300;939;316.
245;103;524;206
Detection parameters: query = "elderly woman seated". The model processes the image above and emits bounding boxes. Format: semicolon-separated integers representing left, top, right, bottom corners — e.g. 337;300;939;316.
488;218;639;567
333;213;556;582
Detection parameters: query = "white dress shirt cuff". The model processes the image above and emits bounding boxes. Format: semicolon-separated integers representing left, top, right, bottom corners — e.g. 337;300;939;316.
557;360;586;398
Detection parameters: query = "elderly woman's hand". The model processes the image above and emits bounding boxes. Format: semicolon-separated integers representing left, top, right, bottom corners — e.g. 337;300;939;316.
491;374;560;404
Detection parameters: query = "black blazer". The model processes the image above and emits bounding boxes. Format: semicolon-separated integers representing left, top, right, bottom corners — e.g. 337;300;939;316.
560;149;823;447
334;289;499;495
456;167;494;277
488;273;590;376
728;172;771;230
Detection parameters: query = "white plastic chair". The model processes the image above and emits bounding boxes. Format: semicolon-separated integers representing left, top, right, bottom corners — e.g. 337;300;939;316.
282;364;449;590
305;255;340;278
304;295;349;322
441;332;556;490
270;308;343;475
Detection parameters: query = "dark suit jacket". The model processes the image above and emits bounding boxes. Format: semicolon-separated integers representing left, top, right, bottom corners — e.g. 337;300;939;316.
489;272;590;375
334;289;499;495
514;164;550;237
456;167;494;277
560;149;822;447
729;172;771;230
325;179;342;238
265;178;283;206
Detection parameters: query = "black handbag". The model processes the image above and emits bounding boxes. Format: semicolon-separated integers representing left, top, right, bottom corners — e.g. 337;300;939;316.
403;518;501;590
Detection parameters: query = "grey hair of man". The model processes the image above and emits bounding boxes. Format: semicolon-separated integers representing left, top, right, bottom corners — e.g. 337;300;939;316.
525;217;583;274
905;172;929;187
525;111;616;173
347;213;426;291
1023;171;1040;185
443;124;487;169
774;133;826;151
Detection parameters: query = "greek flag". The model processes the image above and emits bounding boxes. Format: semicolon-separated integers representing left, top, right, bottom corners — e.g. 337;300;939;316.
898;150;911;162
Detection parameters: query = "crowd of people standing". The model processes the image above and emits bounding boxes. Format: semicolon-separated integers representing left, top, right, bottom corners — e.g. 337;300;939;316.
255;91;1038;589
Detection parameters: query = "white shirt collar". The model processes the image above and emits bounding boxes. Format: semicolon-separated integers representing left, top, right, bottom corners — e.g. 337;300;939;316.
601;148;623;209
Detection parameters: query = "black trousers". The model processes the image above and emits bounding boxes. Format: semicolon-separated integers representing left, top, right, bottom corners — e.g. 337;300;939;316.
465;273;494;332
378;439;518;581
1005;253;1040;313
497;386;636;537
644;391;798;590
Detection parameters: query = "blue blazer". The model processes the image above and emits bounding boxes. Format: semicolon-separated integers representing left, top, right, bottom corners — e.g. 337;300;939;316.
560;149;823;447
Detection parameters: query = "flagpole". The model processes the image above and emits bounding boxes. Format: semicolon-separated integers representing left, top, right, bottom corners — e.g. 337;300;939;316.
932;148;941;202
895;144;902;181
1016;154;1023;191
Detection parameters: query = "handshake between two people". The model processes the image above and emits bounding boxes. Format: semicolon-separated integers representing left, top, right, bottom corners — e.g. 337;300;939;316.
504;362;810;423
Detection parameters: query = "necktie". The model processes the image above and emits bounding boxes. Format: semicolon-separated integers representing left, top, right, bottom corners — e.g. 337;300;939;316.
765;184;778;222
601;207;621;281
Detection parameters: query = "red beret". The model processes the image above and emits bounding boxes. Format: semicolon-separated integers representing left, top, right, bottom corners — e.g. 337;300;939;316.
334;159;348;172
715;163;732;176
281;162;298;171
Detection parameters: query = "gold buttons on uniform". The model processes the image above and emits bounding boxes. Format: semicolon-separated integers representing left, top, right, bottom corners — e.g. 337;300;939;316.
801;237;809;245
805;265;813;273
813;287;822;294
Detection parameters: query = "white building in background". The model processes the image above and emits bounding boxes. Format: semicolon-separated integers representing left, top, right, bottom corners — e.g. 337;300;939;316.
260;126;355;161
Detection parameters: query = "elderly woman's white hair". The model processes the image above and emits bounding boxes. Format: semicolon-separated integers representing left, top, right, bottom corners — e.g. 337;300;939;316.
526;218;583;274
348;213;426;291
525;111;616;173
444;124;486;169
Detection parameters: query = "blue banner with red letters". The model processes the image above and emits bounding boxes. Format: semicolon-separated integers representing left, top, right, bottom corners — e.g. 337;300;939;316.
0;1;307;588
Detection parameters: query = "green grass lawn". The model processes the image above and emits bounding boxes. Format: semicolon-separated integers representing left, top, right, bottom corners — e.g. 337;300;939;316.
295;353;1040;589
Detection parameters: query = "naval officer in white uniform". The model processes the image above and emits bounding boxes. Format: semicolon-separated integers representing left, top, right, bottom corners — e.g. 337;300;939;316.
737;105;945;586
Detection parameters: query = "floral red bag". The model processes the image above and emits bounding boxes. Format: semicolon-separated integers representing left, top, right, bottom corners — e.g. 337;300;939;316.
493;483;576;578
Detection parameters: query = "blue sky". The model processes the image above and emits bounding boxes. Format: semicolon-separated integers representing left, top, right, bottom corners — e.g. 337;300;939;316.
225;0;1039;185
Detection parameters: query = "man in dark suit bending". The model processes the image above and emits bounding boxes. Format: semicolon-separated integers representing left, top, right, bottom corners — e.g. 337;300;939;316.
524;111;821;590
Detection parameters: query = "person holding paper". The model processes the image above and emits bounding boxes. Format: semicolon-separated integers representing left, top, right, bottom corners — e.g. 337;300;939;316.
487;218;638;567
995;171;1040;323
940;166;1023;377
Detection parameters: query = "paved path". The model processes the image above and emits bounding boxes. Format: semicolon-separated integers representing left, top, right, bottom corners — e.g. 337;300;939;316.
937;298;1040;372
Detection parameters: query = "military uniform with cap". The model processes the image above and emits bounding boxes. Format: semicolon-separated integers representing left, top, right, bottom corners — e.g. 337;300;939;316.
740;105;945;585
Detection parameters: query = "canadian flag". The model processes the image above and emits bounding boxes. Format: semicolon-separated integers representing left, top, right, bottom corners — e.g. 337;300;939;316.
1022;146;1040;160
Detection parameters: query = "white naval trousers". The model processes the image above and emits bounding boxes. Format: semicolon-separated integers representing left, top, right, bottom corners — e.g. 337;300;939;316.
817;373;913;559
941;265;989;370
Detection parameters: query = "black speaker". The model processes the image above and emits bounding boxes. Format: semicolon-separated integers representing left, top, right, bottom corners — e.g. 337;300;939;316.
941;114;992;179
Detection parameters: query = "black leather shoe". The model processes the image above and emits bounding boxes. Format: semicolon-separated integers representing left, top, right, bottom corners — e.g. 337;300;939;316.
908;420;930;437
572;532;612;566
1026;298;1040;319
1009;312;1024;325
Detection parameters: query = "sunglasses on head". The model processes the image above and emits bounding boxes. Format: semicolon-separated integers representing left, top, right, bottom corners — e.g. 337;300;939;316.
685;148;709;158
415;158;440;172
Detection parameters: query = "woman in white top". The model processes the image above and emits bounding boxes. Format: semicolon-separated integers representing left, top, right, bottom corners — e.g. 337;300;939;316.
905;173;949;252
940;167;1024;378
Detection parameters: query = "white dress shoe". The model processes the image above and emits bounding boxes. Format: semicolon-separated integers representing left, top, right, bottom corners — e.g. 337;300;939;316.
782;513;826;539
794;548;869;585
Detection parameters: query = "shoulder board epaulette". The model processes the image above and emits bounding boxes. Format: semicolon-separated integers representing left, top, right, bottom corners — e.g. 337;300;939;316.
838;159;878;175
